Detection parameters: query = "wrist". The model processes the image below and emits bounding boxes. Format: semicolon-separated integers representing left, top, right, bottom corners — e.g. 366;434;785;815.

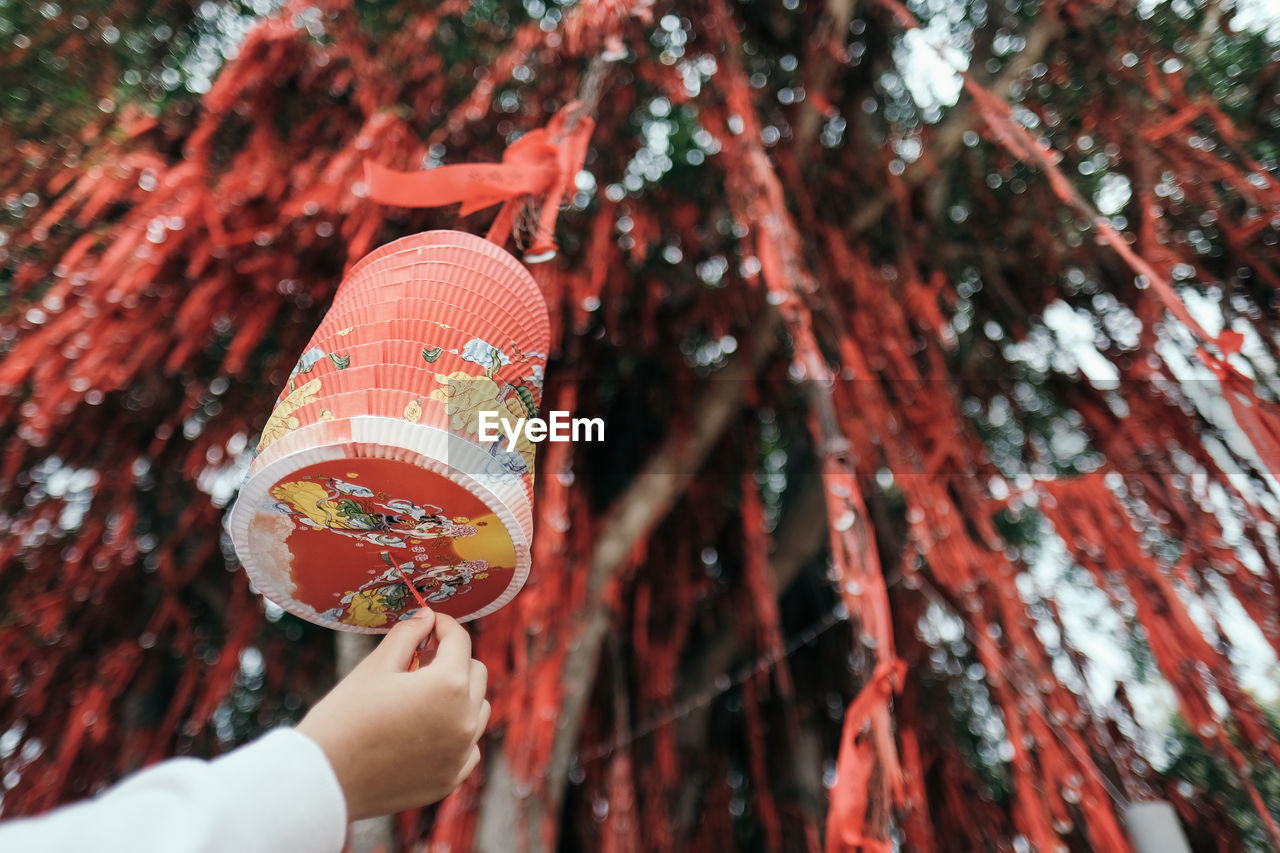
296;719;361;821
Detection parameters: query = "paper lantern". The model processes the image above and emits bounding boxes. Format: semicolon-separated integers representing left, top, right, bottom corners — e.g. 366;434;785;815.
228;231;550;631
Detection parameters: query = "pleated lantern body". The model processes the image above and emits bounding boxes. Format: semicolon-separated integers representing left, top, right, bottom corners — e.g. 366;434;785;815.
228;231;550;631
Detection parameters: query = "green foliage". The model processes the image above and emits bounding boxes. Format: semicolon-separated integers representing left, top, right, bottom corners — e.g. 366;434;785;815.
1143;0;1280;157
0;0;273;136
1162;708;1280;852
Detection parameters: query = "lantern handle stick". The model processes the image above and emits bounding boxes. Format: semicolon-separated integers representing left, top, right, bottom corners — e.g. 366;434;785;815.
377;551;431;672
381;550;429;610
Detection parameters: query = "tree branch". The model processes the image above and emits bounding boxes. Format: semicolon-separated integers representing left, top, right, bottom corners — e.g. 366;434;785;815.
495;313;781;853
847;7;1063;235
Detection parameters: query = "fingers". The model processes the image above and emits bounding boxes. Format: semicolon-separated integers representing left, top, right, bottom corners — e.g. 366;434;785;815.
372;608;436;670
454;745;482;784
475;700;492;739
429;613;472;673
469;659;488;708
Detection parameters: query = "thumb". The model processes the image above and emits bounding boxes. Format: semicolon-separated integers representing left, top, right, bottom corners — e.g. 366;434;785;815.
372;608;436;670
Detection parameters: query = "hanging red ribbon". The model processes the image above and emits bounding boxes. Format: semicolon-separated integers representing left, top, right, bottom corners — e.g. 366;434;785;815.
363;101;595;261
825;659;906;853
1196;333;1280;483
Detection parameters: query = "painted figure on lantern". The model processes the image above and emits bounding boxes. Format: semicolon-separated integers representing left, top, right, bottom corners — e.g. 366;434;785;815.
421;561;485;603
320;559;489;627
268;477;481;548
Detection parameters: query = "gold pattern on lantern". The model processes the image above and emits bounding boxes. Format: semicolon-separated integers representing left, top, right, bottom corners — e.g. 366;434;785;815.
258;378;322;451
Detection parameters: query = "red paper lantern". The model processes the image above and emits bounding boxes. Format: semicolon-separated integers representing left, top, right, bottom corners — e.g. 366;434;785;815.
229;231;549;630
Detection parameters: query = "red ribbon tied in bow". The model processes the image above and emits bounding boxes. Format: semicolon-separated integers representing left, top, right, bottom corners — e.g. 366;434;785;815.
363;101;595;261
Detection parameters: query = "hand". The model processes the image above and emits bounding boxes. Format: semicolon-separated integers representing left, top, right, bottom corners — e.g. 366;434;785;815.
297;608;490;821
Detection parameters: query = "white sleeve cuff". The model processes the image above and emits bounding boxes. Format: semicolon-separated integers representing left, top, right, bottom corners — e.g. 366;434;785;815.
205;728;348;853
0;728;347;853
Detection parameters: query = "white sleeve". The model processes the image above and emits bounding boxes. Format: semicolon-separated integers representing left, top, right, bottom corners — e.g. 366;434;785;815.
0;728;347;853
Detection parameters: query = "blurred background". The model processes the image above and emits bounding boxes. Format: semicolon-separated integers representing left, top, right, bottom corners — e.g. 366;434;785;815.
2;0;1280;850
